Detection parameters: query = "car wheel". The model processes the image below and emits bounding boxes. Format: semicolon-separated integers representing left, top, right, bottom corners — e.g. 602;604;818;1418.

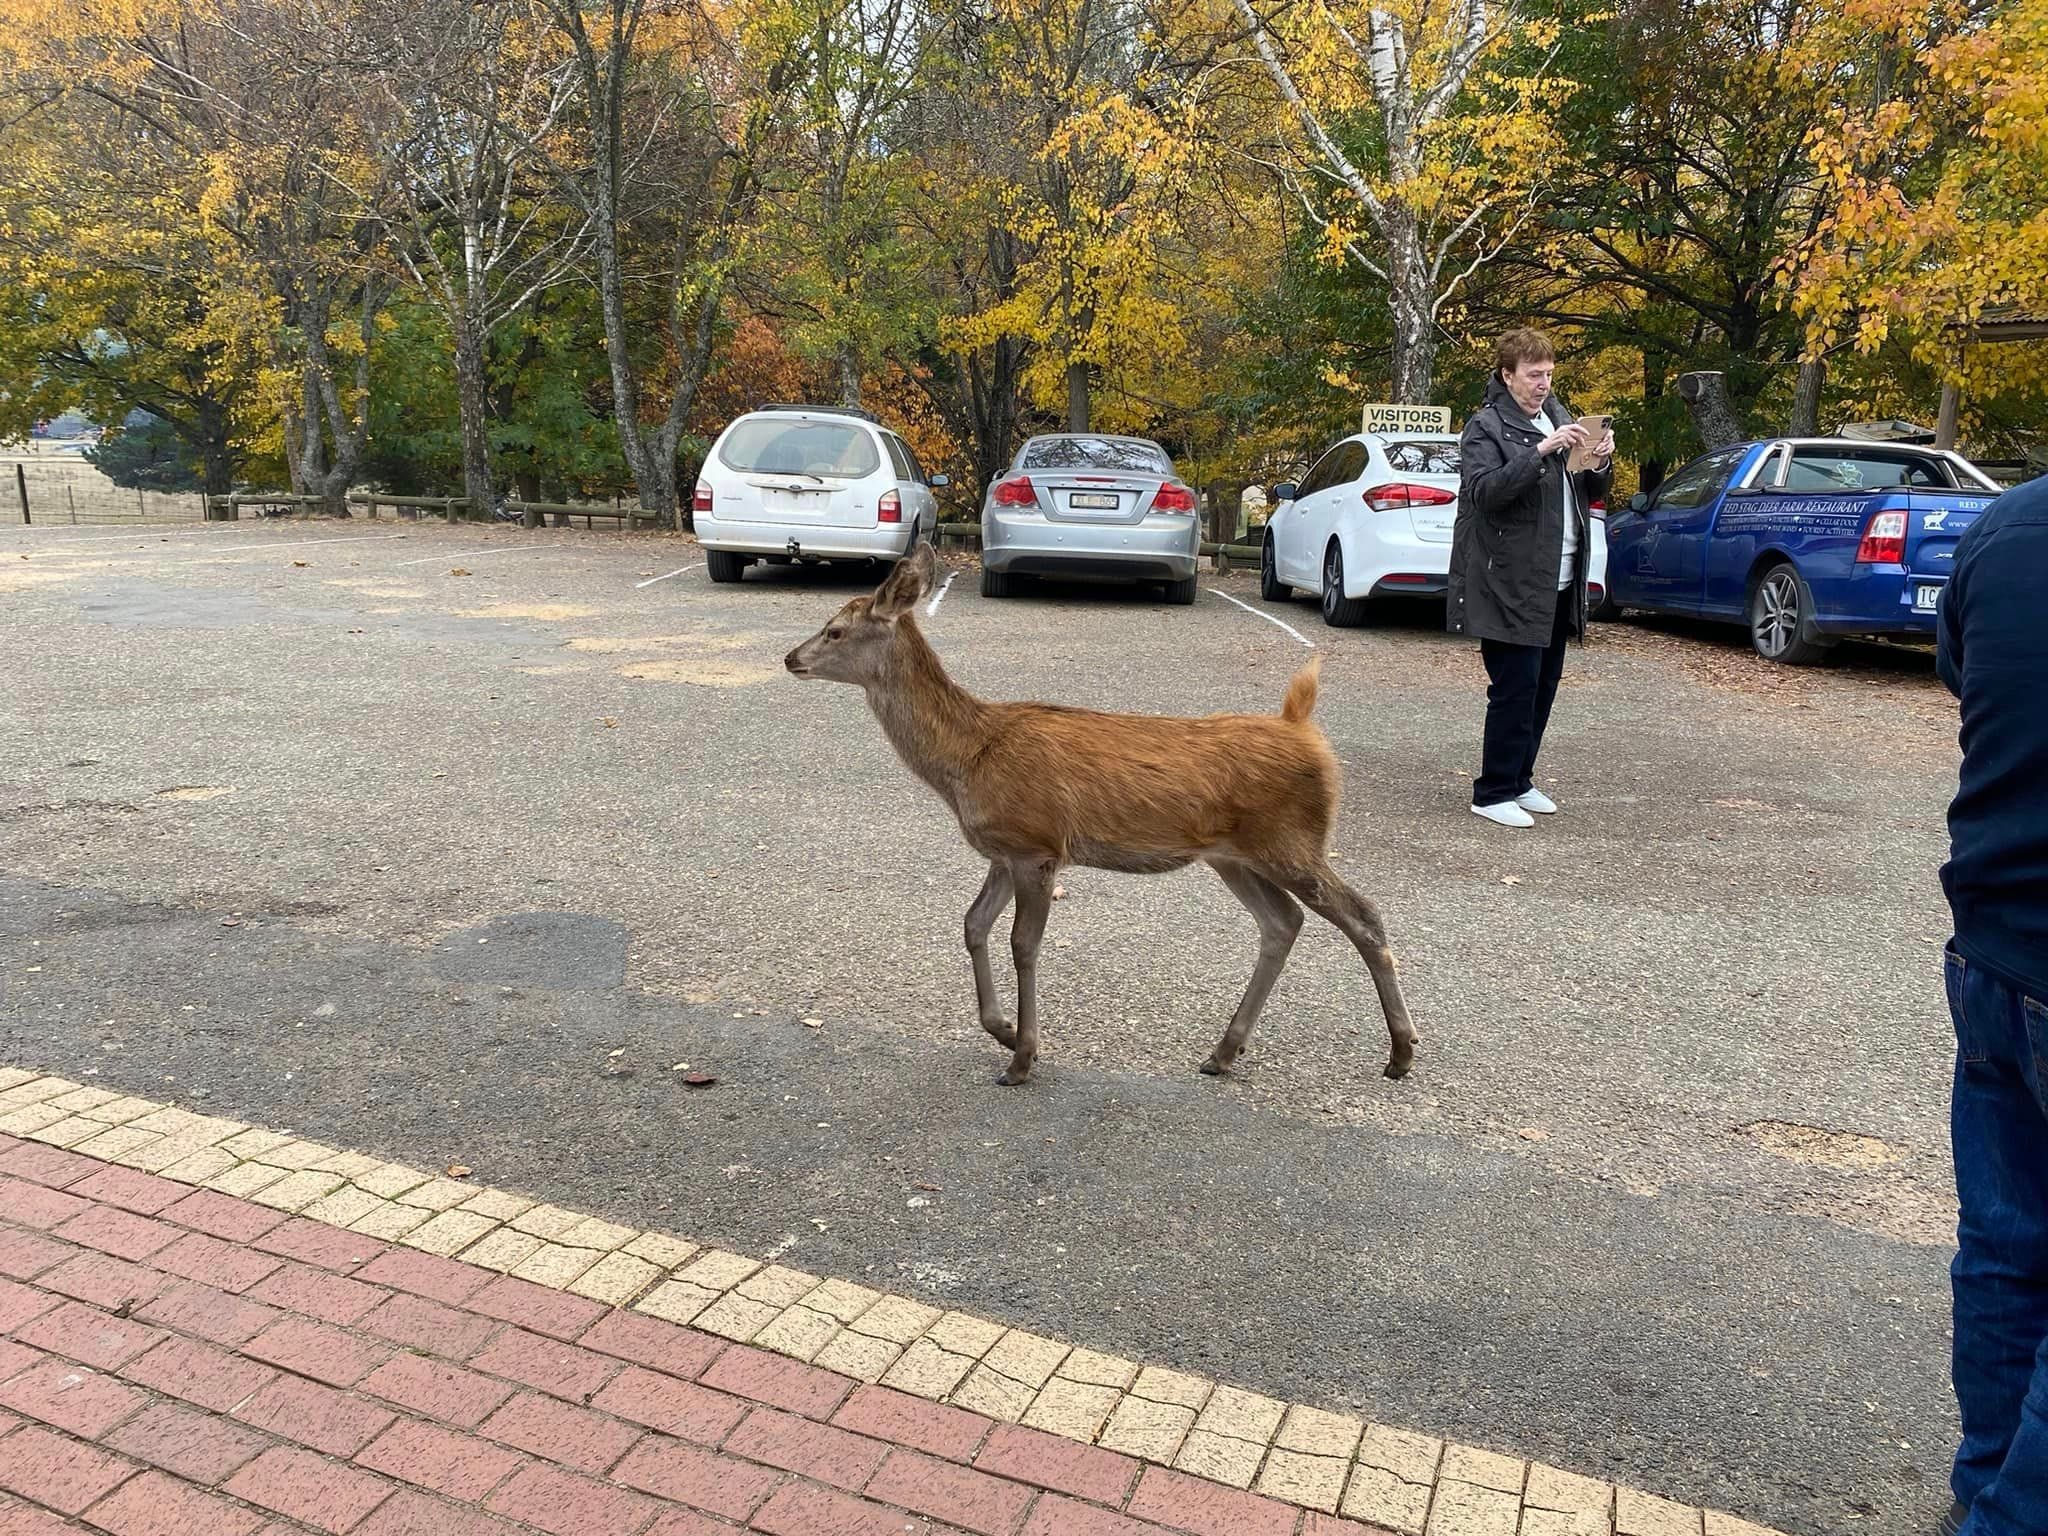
981;564;1015;598
705;548;749;583
1748;562;1834;664
1164;573;1198;605
1320;541;1369;627
1260;534;1290;602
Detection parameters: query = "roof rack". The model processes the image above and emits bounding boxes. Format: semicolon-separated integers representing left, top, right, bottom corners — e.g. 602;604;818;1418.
759;403;881;424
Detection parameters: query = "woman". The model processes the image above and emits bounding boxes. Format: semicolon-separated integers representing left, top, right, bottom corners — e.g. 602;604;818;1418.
1448;328;1614;828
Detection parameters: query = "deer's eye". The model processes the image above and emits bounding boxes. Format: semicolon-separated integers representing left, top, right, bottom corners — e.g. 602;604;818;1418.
827;626;845;640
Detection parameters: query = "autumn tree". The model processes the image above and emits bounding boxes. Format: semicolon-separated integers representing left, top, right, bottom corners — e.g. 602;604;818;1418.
1787;0;2048;443
770;0;933;406
1227;0;1577;403
330;0;591;519
0;94;266;489
543;0;805;526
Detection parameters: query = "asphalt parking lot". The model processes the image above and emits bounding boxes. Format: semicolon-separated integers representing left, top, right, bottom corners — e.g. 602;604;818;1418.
0;518;1966;1535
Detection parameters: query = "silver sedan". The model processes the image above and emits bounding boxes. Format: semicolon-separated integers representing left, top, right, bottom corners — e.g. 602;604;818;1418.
979;434;1204;604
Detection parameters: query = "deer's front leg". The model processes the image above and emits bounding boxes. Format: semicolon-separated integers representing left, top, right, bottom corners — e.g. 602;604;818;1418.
999;856;1058;1085
963;861;1016;1049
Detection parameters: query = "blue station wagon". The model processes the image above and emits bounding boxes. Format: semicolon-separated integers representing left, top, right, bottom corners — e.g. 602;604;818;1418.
1597;438;2003;662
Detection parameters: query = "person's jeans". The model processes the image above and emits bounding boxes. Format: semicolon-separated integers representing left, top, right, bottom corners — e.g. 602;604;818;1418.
1949;941;2048;1534
1474;591;1572;807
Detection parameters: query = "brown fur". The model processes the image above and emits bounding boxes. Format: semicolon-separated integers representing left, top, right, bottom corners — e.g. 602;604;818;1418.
784;546;1417;1085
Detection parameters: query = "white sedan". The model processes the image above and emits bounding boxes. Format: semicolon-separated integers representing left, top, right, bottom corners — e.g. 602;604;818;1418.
1259;430;1608;626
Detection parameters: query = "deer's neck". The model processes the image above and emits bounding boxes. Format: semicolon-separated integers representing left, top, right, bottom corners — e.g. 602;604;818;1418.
864;620;989;802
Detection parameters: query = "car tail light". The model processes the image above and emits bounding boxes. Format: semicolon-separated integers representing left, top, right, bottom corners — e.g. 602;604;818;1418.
1362;482;1457;512
878;490;902;524
1153;484;1197;513
1381;573;1431;585
692;482;713;514
991;476;1035;507
1856;510;1907;564
1589;498;1606;517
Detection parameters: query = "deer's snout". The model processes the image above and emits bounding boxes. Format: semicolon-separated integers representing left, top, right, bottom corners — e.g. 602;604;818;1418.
784;645;813;677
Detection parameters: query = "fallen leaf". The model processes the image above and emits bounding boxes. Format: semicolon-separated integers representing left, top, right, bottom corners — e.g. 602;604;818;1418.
601;717;618;729
1052;885;1067;900
1501;876;1522;887
220;917;241;928
447;1163;472;1178
913;1181;941;1192
450;567;471;576
292;560;309;568
801;1017;823;1028
682;1072;717;1088
1518;1127;1549;1142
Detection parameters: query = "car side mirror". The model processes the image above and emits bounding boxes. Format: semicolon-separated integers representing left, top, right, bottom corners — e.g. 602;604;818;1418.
1272;482;1298;502
1628;492;1650;513
929;474;950;488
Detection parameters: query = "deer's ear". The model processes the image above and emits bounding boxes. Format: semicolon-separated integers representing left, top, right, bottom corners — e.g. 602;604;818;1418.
871;545;937;619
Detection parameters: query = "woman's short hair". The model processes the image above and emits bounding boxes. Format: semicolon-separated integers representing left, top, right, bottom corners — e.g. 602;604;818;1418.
1495;328;1556;376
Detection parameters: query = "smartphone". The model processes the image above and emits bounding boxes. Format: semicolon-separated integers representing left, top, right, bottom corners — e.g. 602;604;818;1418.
1567;415;1611;472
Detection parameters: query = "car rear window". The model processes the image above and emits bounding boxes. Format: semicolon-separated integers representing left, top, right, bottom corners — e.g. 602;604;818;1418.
719;417;881;478
1385;440;1460;474
1782;450;1953;491
1020;437;1172;474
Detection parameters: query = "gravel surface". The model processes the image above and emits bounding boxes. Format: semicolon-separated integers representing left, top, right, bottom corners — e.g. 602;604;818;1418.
0;519;1965;1535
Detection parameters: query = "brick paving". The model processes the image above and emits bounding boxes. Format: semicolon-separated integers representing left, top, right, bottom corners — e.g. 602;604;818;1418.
0;1132;1380;1536
0;1072;1791;1536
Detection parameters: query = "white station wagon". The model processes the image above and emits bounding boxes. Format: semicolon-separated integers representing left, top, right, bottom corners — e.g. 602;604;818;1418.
692;405;945;582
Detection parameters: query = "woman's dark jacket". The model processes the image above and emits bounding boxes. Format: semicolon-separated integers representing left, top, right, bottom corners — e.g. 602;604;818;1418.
1447;375;1613;647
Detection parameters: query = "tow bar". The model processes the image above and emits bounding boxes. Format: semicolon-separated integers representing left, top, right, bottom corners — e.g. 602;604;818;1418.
787;538;802;559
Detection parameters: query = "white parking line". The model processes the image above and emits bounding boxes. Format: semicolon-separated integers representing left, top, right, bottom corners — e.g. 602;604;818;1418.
635;564;697;588
394;543;564;568
924;570;957;617
1208;586;1315;648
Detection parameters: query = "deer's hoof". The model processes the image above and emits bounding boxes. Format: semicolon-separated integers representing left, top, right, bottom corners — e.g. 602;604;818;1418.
1199;1056;1228;1077
1383;1055;1413;1081
995;1070;1030;1087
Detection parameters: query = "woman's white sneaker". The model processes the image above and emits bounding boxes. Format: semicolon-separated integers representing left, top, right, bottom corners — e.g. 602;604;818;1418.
1515;788;1559;814
1472;801;1536;828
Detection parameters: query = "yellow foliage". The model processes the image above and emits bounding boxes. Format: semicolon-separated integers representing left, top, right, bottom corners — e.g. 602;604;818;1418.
1788;0;2048;412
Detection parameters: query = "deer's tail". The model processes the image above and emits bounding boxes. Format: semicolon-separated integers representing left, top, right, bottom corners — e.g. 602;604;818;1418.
1280;655;1321;723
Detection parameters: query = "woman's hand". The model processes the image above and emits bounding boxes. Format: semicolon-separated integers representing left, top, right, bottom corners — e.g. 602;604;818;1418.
1537;423;1589;457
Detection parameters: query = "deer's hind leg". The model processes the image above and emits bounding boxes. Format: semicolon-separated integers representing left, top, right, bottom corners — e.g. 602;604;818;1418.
1202;858;1304;1076
1268;859;1417;1080
963;861;1017;1049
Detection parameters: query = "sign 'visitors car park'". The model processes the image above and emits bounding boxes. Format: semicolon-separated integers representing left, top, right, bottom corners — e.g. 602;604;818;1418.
1362;404;1454;433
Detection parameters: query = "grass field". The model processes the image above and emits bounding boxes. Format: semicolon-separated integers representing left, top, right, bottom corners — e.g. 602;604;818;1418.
0;438;205;526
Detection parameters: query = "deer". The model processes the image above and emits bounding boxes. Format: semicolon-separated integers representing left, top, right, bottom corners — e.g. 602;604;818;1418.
783;544;1417;1087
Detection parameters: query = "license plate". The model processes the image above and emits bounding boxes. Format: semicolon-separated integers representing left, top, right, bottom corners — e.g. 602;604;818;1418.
1069;493;1119;510
1913;582;1943;613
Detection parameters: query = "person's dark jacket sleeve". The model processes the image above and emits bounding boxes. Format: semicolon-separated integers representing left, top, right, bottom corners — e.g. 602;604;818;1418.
1460;415;1546;522
1573;460;1614;512
1938;563;1966;697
